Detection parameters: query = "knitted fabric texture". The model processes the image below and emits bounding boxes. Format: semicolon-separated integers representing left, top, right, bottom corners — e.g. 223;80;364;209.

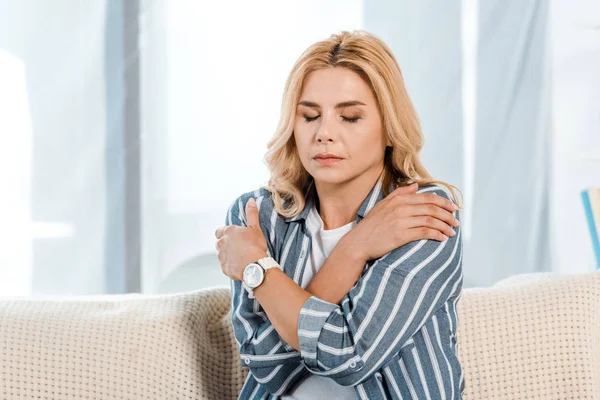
0;288;247;399
458;271;600;399
0;270;598;399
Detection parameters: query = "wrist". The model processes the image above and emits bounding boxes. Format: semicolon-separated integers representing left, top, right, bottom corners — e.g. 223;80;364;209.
307;235;368;304
243;254;279;297
338;233;368;264
242;249;269;274
246;249;269;268
253;266;283;297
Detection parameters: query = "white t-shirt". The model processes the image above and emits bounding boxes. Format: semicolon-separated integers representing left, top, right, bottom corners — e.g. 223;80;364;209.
281;204;358;399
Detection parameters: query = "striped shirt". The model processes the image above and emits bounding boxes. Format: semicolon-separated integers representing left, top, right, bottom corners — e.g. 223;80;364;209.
226;176;465;399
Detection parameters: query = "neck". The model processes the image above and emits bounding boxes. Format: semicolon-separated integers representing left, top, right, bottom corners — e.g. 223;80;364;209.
313;165;384;230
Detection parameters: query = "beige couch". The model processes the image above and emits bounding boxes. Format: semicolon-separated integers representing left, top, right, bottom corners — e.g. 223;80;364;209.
0;270;598;399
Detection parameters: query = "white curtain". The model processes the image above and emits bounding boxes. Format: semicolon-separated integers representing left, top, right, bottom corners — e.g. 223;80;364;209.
365;0;554;287
2;0;595;297
467;0;552;286
364;0;465;195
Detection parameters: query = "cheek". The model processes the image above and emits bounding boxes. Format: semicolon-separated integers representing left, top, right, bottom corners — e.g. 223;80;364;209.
348;126;385;159
293;127;310;153
348;126;377;147
360;121;385;147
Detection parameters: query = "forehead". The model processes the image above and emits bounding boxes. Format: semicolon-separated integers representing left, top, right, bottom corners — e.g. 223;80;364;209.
299;67;372;103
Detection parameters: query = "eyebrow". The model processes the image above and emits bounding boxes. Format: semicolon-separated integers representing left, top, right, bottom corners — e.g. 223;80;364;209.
297;100;366;109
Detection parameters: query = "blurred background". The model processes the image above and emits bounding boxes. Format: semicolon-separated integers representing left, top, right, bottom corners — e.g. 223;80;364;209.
0;0;598;296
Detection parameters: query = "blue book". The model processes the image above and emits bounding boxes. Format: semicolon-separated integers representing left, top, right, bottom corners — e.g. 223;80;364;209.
581;189;600;269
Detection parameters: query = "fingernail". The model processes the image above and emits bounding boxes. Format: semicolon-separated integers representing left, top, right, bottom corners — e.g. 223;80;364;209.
450;228;456;235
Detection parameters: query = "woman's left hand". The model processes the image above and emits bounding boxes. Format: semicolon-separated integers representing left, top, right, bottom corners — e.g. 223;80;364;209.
215;198;269;281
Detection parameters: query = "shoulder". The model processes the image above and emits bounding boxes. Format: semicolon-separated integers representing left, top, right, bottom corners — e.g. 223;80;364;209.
378;182;462;274
228;186;274;209
415;183;460;220
416;183;454;199
225;186;276;226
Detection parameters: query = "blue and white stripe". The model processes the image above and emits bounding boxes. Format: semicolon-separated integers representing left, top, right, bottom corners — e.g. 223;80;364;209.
227;177;465;399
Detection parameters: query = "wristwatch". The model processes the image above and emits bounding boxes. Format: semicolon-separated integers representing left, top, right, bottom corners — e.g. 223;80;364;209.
242;257;282;299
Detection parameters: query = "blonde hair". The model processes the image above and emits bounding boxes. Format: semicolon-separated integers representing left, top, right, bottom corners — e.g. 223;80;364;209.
263;30;463;218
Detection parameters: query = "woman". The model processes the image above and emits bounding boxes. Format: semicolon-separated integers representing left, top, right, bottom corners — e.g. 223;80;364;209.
215;30;464;400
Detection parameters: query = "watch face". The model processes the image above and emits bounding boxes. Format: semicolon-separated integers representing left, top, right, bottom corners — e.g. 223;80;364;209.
244;263;264;288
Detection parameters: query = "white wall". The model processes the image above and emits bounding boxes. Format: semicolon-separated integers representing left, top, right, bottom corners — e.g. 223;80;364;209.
550;0;600;274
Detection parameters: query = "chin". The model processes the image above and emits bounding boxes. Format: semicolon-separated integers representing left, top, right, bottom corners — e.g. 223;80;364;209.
309;169;353;185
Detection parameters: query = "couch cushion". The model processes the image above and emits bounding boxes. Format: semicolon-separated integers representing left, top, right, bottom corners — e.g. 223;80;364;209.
3;271;599;399
0;287;245;400
457;270;600;399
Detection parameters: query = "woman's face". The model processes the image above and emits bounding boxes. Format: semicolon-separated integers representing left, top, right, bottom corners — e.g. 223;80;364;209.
294;67;390;186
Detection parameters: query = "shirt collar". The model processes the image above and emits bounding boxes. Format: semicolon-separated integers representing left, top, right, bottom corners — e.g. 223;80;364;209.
284;175;386;223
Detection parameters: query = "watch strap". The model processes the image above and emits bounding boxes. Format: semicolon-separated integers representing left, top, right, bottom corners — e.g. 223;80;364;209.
242;280;256;299
256;256;281;271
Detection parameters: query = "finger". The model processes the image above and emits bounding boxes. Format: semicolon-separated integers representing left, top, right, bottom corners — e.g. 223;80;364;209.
215;226;226;239
397;192;458;214
404;216;456;238
405;227;449;242
245;198;261;229
402;204;459;227
217;251;225;266
389;182;418;198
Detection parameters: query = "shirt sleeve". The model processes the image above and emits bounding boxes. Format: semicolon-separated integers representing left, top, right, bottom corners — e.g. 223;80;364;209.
297;188;463;387
226;194;307;395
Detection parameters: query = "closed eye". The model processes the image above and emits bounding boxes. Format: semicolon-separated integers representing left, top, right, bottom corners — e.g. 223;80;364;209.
303;115;361;123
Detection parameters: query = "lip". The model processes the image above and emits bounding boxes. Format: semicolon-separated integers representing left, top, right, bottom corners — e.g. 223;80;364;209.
313;152;343;160
314;157;343;165
313;153;344;166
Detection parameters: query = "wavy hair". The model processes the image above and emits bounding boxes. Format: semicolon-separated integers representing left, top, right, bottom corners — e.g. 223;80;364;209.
263;30;463;218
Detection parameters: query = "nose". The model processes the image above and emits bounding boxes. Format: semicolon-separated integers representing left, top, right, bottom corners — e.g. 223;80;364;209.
315;113;336;143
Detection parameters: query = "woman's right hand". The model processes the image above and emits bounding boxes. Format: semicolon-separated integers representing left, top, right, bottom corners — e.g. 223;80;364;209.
341;183;460;262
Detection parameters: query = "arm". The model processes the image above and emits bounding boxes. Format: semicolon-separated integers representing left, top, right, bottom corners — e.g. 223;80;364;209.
227;196;308;395
252;240;367;351
227;193;367;395
255;222;462;388
304;239;366;305
296;190;463;386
